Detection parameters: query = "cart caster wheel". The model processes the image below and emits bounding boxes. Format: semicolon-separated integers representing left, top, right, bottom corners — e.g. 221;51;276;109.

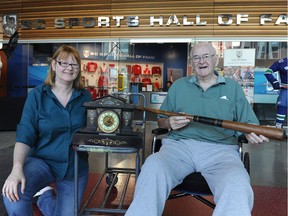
106;173;118;186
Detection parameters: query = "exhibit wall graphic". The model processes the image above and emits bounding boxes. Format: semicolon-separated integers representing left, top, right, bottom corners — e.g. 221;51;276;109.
223;49;256;105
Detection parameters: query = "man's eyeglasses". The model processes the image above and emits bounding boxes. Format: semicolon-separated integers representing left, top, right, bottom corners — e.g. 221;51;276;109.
55;59;80;69
192;54;215;63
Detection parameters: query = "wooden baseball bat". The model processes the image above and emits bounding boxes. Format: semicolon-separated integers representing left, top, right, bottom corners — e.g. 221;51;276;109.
135;106;286;141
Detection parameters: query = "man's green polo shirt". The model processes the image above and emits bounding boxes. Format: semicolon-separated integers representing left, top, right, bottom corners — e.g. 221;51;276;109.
159;75;259;145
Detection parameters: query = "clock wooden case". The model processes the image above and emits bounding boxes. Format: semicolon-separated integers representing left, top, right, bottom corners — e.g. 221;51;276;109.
73;95;143;148
81;95;136;135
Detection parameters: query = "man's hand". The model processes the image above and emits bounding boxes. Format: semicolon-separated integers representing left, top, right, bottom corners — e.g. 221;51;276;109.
168;116;190;130
245;133;269;144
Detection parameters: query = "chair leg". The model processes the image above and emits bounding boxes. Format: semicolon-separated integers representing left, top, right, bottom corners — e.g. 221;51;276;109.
135;151;140;179
168;192;215;209
192;195;215;209
168;192;191;199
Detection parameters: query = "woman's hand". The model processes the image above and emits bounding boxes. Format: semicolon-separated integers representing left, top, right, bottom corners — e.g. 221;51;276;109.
2;142;30;202
2;166;26;202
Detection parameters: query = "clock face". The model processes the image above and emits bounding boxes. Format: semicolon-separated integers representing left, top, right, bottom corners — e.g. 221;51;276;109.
98;110;120;133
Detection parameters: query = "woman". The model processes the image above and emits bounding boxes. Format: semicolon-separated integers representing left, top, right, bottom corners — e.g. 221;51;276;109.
2;45;92;215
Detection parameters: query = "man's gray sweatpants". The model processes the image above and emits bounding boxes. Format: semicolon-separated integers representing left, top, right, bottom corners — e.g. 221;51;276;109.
125;138;253;216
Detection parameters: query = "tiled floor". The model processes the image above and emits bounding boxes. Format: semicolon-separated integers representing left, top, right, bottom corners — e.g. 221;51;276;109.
0;122;287;215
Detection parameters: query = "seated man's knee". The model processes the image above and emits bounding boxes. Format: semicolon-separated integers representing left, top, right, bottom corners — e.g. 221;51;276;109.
142;153;170;175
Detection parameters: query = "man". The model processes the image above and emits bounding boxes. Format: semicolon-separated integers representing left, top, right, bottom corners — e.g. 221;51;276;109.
125;42;269;216
264;57;288;128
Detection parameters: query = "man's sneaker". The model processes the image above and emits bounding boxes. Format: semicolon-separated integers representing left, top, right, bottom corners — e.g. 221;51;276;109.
33;186;54;197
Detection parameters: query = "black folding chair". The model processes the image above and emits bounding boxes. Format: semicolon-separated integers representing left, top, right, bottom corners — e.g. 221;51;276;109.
151;128;250;209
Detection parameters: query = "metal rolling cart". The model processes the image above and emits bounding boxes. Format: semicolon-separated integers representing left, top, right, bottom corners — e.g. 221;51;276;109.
73;93;146;215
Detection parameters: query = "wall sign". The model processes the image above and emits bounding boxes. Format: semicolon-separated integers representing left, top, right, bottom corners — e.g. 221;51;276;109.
14;14;288;30
224;49;256;67
223;49;256;105
1;1;287;39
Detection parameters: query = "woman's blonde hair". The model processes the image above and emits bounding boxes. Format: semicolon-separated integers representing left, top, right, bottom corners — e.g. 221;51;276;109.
44;45;84;89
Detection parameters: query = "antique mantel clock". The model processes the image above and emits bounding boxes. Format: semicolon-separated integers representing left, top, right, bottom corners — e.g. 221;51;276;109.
83;94;136;134
73;95;142;148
